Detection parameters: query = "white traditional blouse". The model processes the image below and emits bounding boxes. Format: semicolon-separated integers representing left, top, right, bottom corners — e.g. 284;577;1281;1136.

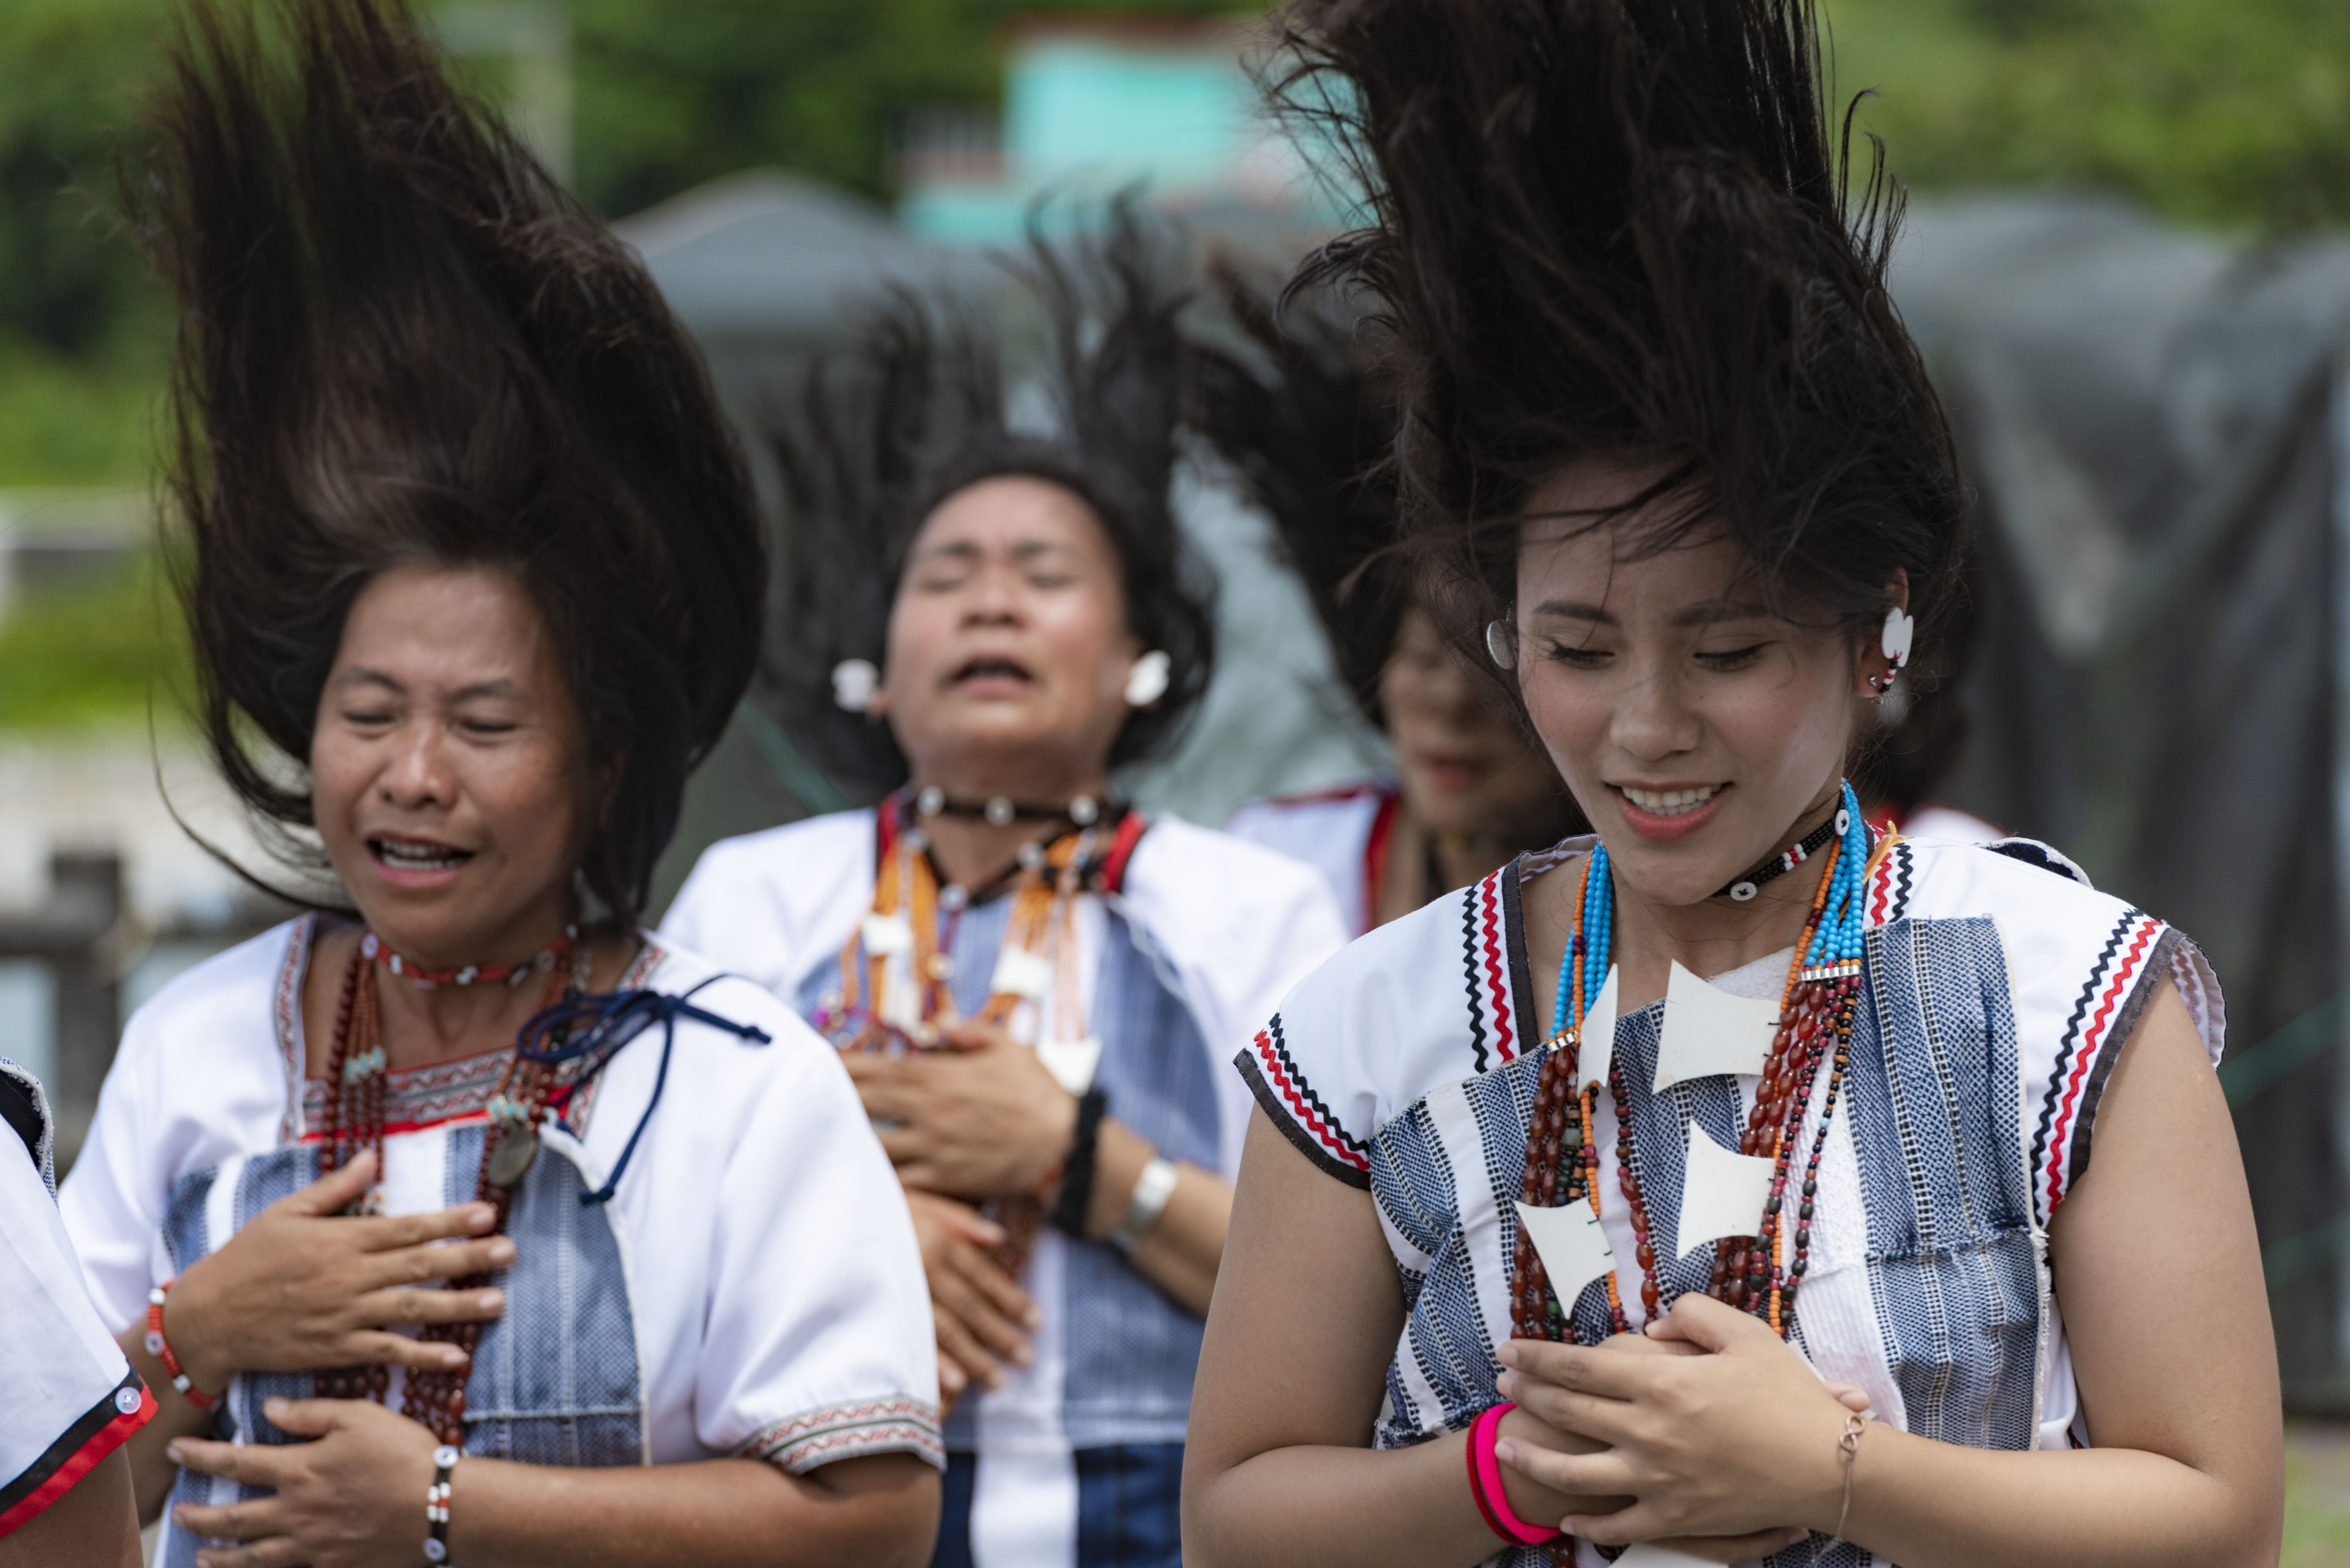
1224;776;1400;939
1243;833;2225;1568
59;919;940;1567
663;807;1348;1568
0;1060;154;1541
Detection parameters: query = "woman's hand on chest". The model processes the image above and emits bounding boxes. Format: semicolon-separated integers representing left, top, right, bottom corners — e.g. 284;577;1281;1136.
166;1150;513;1390
1491;1297;1864;1547
166;1396;438;1567
845;1020;1077;1198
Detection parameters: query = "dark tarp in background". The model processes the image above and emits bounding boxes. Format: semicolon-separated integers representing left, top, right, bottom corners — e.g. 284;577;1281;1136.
1896;195;2350;1410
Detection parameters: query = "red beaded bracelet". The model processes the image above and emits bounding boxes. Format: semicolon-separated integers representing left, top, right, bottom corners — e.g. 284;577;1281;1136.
145;1279;220;1412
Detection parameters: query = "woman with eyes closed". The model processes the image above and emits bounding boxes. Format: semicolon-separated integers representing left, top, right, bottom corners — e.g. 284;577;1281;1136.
1184;4;2280;1568
1200;275;1585;937
56;4;940;1565
662;211;1347;1568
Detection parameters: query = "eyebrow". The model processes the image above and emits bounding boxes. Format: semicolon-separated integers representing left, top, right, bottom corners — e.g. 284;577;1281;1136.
913;538;1078;564
1527;597;1778;629
332;667;530;704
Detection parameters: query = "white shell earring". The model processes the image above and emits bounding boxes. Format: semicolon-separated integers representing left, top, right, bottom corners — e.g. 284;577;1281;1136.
1880;605;1914;671
1485;620;1517;670
831;658;879;713
1125;650;1171;707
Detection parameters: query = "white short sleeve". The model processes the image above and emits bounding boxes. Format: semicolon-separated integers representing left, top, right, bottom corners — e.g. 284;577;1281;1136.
0;1128;155;1536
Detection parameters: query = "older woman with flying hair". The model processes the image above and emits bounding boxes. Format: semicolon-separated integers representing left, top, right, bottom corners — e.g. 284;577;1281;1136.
59;2;940;1564
1186;3;2280;1567
663;209;1347;1568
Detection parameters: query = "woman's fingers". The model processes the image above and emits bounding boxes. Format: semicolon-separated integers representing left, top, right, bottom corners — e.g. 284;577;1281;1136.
278;1150;375;1217
355;1201;498;1253
932;1253;1034;1364
953;1241;1041;1329
1493;1437;1635;1501
192;1539;305;1568
1501;1338;1671;1404
1501;1379;1641;1446
931;1303;1009;1392
362;1233;516;1290
352;1282;506;1330
334;1329;476;1372
927;1198;1008;1249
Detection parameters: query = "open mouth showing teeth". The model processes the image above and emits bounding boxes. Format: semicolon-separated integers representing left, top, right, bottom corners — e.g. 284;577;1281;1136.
370;837;472;872
1620;784;1725;818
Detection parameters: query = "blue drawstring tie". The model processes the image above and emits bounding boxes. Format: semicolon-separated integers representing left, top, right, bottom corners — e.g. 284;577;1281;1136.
514;978;771;1206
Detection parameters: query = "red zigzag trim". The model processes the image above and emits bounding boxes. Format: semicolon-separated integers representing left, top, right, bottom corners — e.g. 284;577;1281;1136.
2043;917;2159;1214
1252;1029;1369;1172
1476;876;1516;1064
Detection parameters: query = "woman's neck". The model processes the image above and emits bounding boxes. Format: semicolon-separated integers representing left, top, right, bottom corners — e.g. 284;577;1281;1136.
1522;792;1845;1019
902;764;1111;891
303;915;638;1076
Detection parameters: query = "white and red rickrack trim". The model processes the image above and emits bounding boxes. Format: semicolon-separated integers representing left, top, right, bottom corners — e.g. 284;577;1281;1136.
736;1397;945;1475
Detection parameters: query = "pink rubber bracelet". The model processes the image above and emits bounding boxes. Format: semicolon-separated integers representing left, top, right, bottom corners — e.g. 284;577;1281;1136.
1474;1402;1563;1545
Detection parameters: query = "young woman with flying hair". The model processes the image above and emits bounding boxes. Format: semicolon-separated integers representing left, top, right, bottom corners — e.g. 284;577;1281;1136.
1200;275;1585;936
1184;3;2280;1567
662;209;1346;1568
59;2;940;1563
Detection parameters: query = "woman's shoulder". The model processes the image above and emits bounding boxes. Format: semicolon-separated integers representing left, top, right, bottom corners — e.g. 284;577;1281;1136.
118;916;308;1073
659;809;877;989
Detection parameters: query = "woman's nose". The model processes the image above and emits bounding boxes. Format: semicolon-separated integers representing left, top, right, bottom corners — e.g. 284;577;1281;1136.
1608;663;1701;761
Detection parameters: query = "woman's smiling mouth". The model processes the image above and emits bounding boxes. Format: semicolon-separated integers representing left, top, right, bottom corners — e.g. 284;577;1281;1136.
1613;782;1731;842
368;834;474;883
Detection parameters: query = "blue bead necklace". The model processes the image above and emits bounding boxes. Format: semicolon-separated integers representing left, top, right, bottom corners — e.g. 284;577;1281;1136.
1553;779;1869;1031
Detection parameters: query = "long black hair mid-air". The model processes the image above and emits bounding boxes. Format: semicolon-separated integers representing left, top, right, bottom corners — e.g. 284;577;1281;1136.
131;0;764;926
760;201;1217;799
1271;0;1969;662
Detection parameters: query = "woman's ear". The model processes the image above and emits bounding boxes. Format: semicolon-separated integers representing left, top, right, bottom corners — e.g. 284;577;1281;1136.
1860;570;1914;699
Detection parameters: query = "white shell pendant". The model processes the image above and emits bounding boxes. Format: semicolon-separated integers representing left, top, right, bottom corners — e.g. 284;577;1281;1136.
1652;961;1780;1091
1514;1198;1618;1305
1674;1122;1776;1259
1574;964;1621;1094
1035;1035;1104;1095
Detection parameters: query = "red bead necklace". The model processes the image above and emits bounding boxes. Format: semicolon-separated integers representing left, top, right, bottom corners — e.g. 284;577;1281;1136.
315;926;589;1445
1510;840;1872;1351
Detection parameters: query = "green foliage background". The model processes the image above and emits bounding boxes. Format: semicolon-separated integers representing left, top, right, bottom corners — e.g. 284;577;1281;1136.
3;0;2350;727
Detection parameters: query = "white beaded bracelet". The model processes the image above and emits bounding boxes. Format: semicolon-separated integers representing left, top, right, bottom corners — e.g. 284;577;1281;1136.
1113;1155;1179;1249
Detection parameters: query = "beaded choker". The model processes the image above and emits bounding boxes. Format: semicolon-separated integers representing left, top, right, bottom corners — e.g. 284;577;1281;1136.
912;785;1106;830
1512;780;1880;1371
1715;813;1841;902
363;926;578;989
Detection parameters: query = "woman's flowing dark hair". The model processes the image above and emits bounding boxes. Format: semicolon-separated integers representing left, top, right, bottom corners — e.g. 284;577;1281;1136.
131;0;764;926
761;203;1216;799
1271;0;1968;667
1188;264;1403;729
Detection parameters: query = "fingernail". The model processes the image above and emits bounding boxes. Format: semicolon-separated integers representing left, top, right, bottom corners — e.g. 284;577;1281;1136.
478;1289;505;1312
470;1203;496;1228
1010;1343;1033;1368
1495;1439;1515;1464
487;1238;517;1264
441;1348;469;1369
1022;1307;1044;1330
1497;1371;1516;1398
166;1441;188;1465
1496;1343;1520;1367
263;1396;287;1417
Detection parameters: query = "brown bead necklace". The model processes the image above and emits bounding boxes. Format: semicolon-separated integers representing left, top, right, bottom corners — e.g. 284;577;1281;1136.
1510;827;1881;1350
314;925;589;1446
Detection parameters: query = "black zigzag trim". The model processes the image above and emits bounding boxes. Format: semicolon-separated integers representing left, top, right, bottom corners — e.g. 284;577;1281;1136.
1888;841;1915;922
2067;925;2179;1194
1459;888;1491;1074
2028;908;2135;1200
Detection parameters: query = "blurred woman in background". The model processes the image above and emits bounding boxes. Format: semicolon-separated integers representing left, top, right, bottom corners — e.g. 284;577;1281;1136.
59;3;939;1563
1205;282;1583;935
662;210;1345;1568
